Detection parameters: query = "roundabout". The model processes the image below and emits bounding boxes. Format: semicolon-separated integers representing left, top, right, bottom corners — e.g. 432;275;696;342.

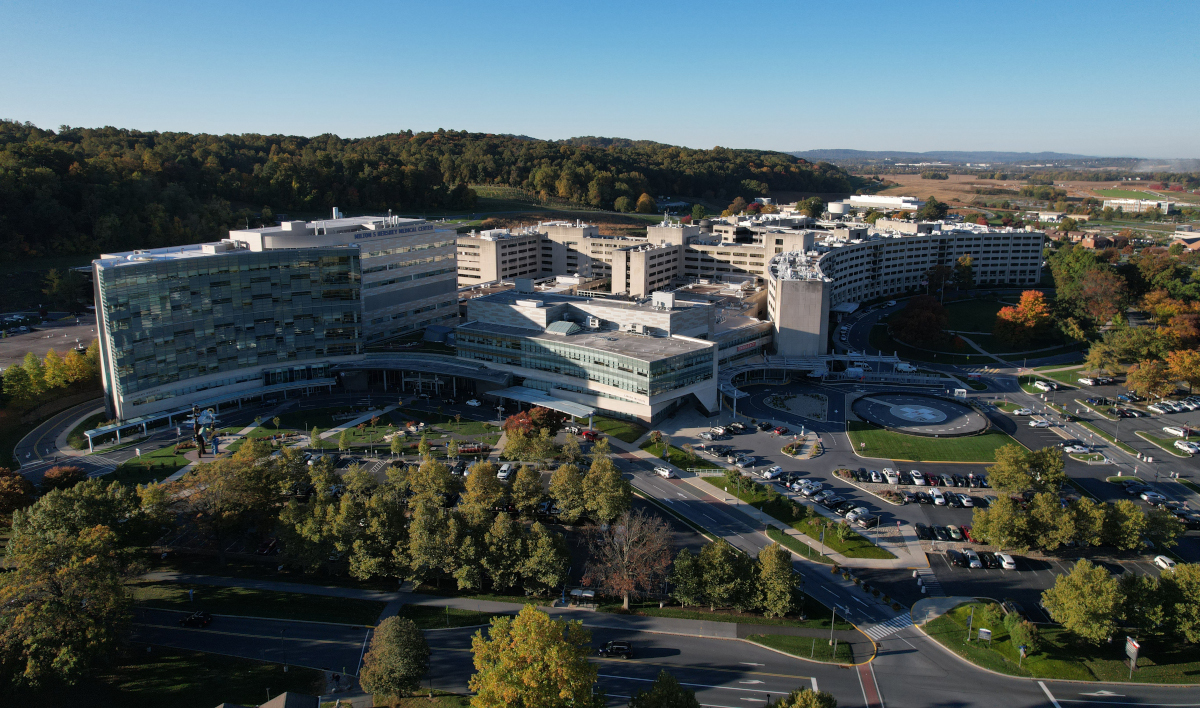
851;392;990;437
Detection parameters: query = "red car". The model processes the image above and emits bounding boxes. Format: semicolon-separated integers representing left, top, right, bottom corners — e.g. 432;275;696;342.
960;525;975;543
773;426;790;435
581;430;599;442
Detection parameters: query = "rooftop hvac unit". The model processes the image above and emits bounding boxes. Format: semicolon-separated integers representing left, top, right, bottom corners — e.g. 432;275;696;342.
586;316;602;329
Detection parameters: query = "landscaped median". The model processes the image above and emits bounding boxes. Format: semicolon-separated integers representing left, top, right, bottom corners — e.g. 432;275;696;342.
846;420;1020;463
1135;431;1192;458
1074;399;1116;421
1078;421;1137;455
921;600;1200;683
639;440;724;469
699;475;894;560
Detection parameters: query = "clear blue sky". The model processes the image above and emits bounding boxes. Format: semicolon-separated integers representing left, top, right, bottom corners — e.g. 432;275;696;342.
3;0;1197;157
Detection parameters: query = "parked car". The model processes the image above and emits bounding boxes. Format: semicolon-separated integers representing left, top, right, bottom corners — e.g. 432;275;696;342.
910;469;925;486
1175;440;1199;454
959;494;974;508
946;525;963;542
761;465;784;479
963;548;982;569
997;553;1017;570
698;431;714;441
834;501;859;516
855;514;880;529
820;495;846;510
773;426;790;435
870;470;883;484
1140;491;1167;504
598;640;634;659
1163;426;1187;437
978;551;1000;569
465;399;481;407
1078;377;1096;386
933;525;951;541
757;421;774;431
1013;408;1032;415
947;493;963;508
946;550;968;567
497;463;513;481
931;489;946;505
884;469;900;484
914;523;933;540
179;611;213;628
1148;404;1167;414
1001;599;1028;620
915;491;932;505
1033;380;1053;392
1153;555;1177;571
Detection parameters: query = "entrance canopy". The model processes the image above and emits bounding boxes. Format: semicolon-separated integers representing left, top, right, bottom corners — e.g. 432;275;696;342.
490;386;596;419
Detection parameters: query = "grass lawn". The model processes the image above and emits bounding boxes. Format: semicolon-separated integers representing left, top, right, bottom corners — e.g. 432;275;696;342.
410;583;552;607
870;325;981;365
11;646;324;708
364;697;470;708
108;447;191;486
587;415;647;444
1095;188;1165;199
1019;374;1076;395
961;379;989;391
944;299;1004;332
599;600;853;631
128;580;387;625
396;604;508;629
767;526;834;565
67;411;110;449
746;634;854;664
639;440;723;469
994;401;1023;412
700;477;894;560
1181;480;1200;495
924;601;1200;683
392;408;498;437
846;421;1019;463
1135;431;1191;458
1078;421;1137;455
1069;452;1108;464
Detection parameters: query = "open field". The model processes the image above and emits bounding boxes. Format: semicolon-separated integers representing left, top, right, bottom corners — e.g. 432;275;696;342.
129;580;387;625
846;420;1018;462
1094;188;1167;200
747;633;854;663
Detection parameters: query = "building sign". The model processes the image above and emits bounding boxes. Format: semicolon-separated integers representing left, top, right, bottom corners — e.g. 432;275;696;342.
736;341;759;353
977;628;992;641
354;224;435;240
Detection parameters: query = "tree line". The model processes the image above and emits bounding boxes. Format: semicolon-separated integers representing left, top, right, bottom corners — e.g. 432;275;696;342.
1;343;102;412
969;445;1184;553
0;120;858;259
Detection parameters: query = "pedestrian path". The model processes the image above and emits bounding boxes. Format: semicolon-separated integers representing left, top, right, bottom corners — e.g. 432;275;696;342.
915;568;944;597
862;614;913;641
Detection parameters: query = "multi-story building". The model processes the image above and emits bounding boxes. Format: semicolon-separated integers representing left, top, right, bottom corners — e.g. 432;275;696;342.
1101;198;1174;214
94;211;460;420
231;213;459;343
455;288;722;422
93;241;363;420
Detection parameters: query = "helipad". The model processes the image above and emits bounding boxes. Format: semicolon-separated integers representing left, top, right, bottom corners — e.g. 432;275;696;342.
852;392;989;438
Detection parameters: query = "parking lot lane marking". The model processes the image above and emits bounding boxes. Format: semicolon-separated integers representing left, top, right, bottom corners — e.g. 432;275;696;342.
1039;682;1063;708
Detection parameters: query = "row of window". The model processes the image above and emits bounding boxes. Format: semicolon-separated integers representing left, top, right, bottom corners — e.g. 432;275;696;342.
363;239;455;258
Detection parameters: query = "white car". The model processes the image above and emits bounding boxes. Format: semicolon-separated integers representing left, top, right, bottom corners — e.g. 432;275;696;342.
1147;404;1167;414
1029;420;1050;428
1033;380;1053;392
1174;440;1199;454
959;494;974;508
761;465;783;480
1078;377;1096;386
698;432;714;441
883;468;899;484
1063;445;1090;454
1140;491;1166;504
465;399;481;407
910;469;925;486
846;507;871;522
931;489;946;506
653;466;675;479
1153;555;1177;571
886;300;896;307
997;553;1017;570
1163;426;1186;437
1013;408;1032;416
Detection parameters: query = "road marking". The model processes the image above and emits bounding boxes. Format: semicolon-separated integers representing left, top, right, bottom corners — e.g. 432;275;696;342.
1079;691;1124;697
851;596;868;606
739;680;764;684
738;662;765;667
1039;682;1062;708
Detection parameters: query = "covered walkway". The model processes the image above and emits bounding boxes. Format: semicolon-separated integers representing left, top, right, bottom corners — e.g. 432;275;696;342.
488;385;596;427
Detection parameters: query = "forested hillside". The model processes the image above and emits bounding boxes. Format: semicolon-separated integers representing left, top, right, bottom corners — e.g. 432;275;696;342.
0;121;856;259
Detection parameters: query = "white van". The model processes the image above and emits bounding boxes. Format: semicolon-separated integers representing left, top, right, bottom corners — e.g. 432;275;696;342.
895;363;918;373
497;463;513;481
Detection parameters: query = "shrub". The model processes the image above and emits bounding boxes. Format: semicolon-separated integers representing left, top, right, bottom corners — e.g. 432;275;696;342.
40;465;87;492
892;602;902;611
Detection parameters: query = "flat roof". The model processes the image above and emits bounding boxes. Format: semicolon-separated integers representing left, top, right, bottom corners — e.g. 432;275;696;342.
474;289;706;313
458;320;712;362
490;385;595;418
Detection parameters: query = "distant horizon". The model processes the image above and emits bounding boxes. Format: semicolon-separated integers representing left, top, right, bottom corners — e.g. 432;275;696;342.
2;1;1196;156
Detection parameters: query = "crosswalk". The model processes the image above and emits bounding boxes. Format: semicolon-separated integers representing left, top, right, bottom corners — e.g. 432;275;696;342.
863;614;913;640
961;366;1005;374
916;567;945;596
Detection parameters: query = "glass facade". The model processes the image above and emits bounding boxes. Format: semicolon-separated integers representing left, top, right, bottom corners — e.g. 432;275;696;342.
456;327;712;397
97;248;362;400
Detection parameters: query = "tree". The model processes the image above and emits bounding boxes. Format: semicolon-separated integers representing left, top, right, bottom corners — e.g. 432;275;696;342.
528;407;568;436
2;364;35;409
758;543;798;618
511;465;544;517
446;437;460;459
993;291;1052;346
628;670;700;708
359;616;430;699
1145;507;1184;549
699;539;744;611
1118;572;1164;632
636;193;657;214
310;426;326;449
583;457;632;524
1126;359;1176;399
482;512;524;592
63;349;92;385
669;548;705;607
183;441;286;563
1029;492;1073;551
21;351;45;397
460;462;504;525
1041;559;1120;644
986;445;1065;496
1102;499;1147;550
468;605;601;708
42;349;69;390
1158;563;1200;642
1078;268;1127;325
614;196;633;213
418;432;432;458
0;525;133;688
1008;620;1040;655
770;687;838;708
407;504;455;586
916;196;949;221
391;431;405;458
549;464;586;523
690;204;706;222
11;478;147;547
798;197;824;219
561;436;584;466
889;295;949;344
0;468;35;522
953;254;975;290
970;498;1031;552
583;508;673;610
408;457;456;510
39;465;87;492
521;522;570;596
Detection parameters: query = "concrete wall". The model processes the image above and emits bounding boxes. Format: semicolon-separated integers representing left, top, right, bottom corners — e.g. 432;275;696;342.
770;278;829;357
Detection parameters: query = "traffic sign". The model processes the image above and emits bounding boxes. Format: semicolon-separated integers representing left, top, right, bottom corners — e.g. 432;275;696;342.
977;628;992;641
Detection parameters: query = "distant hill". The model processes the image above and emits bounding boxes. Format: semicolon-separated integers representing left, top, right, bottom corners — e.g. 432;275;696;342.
790;149;1113;164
